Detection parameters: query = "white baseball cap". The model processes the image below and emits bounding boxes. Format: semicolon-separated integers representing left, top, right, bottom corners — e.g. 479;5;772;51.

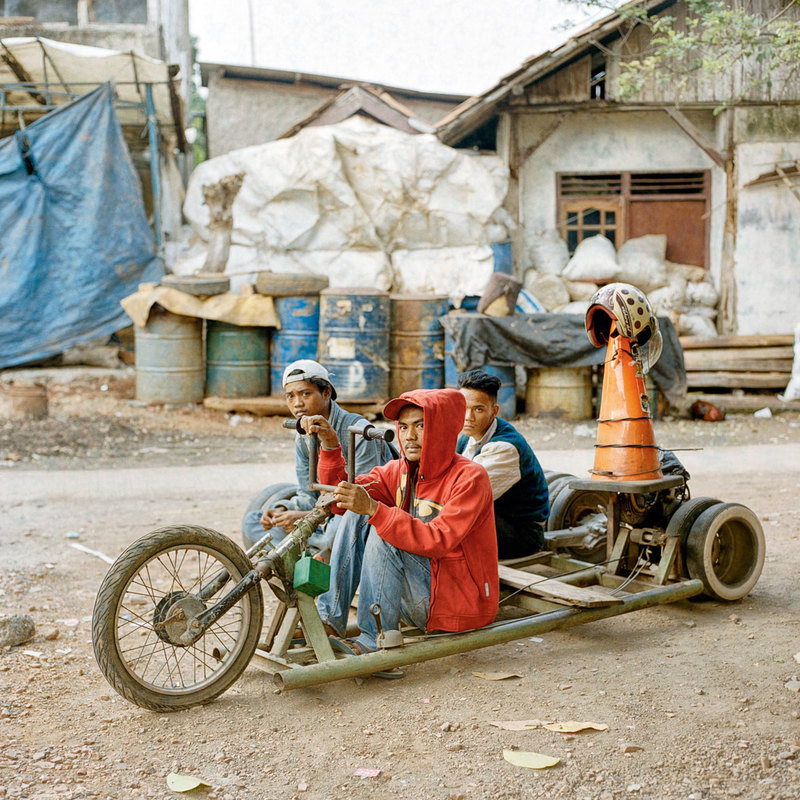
281;359;337;399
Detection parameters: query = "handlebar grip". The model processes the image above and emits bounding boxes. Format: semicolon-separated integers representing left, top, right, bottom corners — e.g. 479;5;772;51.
362;424;395;443
282;418;303;432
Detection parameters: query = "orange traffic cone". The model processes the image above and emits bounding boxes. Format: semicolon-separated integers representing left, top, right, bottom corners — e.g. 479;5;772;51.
592;327;662;482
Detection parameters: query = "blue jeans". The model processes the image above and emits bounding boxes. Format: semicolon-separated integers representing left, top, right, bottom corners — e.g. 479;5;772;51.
316;511;371;636
241;508;337;553
354;532;431;651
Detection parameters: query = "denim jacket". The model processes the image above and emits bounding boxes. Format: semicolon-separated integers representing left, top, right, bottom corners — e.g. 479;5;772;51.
280;400;394;511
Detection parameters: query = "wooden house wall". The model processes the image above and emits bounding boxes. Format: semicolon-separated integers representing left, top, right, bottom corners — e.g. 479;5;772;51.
515;55;592;105
517;0;800;108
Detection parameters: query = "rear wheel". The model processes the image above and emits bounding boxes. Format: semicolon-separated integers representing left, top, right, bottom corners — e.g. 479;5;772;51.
548;487;609;563
668;496;722;566
545;472;576;509
685;503;765;601
92;526;263;712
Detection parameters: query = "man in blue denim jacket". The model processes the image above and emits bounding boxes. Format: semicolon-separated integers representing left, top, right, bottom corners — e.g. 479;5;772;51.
242;359;393;552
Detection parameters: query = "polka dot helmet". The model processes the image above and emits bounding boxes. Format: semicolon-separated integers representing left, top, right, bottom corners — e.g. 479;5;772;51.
585;282;663;372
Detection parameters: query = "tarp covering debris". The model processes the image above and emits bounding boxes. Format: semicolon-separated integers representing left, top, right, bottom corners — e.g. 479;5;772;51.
441;313;687;411
175;117;512;303
0;84;162;369
121;284;278;329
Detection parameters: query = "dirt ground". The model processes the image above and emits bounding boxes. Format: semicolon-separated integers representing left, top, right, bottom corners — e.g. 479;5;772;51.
2;368;800;800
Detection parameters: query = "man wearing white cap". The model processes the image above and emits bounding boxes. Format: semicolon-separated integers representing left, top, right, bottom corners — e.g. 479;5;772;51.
241;359;393;553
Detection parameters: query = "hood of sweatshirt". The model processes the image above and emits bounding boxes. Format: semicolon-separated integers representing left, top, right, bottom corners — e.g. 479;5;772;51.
383;388;466;481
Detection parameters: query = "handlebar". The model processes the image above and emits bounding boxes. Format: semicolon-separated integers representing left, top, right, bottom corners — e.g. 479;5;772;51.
281;416;394;488
282;417;394;443
349;423;394;443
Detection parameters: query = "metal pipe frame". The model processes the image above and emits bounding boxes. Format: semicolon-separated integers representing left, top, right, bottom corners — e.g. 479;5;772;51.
145;83;162;250
273;578;704;691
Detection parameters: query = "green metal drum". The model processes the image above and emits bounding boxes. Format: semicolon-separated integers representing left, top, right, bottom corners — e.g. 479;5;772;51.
206;320;270;398
135;306;204;404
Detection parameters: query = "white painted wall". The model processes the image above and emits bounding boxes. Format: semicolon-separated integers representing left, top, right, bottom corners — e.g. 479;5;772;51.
517;109;725;282
734;142;800;336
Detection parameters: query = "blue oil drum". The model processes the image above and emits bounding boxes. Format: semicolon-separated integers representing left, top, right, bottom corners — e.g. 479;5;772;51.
484;364;517;419
444;329;459;388
389;294;450;397
319;287;390;402
135;306;204;404
490;241;513;274
206;321;269;398
445;341;517;419
270;296;320;393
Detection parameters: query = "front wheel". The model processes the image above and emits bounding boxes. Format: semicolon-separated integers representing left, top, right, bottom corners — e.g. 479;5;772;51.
92;525;263;712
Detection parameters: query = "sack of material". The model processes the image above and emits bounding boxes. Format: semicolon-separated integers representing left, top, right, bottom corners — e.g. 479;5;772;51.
562;235;619;282
780;322;800;402
527;229;570;275
615;234;668;293
523;271;570;312
686;280;719;308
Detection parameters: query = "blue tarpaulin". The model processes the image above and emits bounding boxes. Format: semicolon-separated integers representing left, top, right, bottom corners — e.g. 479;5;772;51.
0;83;163;368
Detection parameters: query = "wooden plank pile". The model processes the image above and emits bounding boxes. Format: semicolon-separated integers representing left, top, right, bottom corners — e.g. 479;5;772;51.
680;334;794;391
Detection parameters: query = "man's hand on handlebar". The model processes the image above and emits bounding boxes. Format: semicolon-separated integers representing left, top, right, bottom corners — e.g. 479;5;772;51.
299;414;340;449
260;507;308;533
333;481;378;517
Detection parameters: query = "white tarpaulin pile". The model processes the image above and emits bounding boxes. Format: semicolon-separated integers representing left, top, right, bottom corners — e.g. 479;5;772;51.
176;117;511;303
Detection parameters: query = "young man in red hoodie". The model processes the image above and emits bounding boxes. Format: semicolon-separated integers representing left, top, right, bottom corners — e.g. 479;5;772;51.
301;388;499;652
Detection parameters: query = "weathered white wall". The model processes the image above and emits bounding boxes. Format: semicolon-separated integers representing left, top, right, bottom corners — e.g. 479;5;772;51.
205;76;331;157
734;141;800;336
517;109;724;282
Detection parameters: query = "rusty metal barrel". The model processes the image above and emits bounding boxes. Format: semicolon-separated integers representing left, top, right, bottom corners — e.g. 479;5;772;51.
525;366;593;420
5;382;48;420
319;287;390;402
206;321;269;397
270;296;320;393
135;306;204;404
389;294;449;397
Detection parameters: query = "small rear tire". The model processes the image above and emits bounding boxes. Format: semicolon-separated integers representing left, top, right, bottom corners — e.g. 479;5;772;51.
685;503;765;601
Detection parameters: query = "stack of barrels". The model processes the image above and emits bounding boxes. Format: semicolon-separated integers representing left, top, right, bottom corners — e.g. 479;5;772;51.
134;275;533;418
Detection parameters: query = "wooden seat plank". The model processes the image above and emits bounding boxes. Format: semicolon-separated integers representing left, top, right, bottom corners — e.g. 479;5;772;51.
498;565;623;608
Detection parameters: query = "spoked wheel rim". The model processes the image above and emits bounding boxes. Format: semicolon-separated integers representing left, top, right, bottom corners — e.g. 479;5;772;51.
113;544;254;696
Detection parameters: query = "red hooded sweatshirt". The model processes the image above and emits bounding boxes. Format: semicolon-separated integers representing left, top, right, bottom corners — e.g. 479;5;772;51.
318;388;499;632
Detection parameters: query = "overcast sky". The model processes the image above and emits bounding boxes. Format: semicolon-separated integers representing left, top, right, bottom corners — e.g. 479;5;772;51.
187;0;605;96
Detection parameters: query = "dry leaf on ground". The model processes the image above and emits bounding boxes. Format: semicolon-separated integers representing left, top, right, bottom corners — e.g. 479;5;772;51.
166;773;210;792
502;750;560;769
472;671;522;681
542;721;609;734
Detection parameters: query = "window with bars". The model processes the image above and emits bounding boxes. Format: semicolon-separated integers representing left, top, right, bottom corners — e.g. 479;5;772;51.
557;171;710;266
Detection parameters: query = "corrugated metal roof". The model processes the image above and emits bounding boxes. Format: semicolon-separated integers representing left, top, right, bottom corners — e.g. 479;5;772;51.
199;61;468;105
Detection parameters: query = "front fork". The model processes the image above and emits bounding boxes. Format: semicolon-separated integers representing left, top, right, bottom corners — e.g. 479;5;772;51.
178;498;334;645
